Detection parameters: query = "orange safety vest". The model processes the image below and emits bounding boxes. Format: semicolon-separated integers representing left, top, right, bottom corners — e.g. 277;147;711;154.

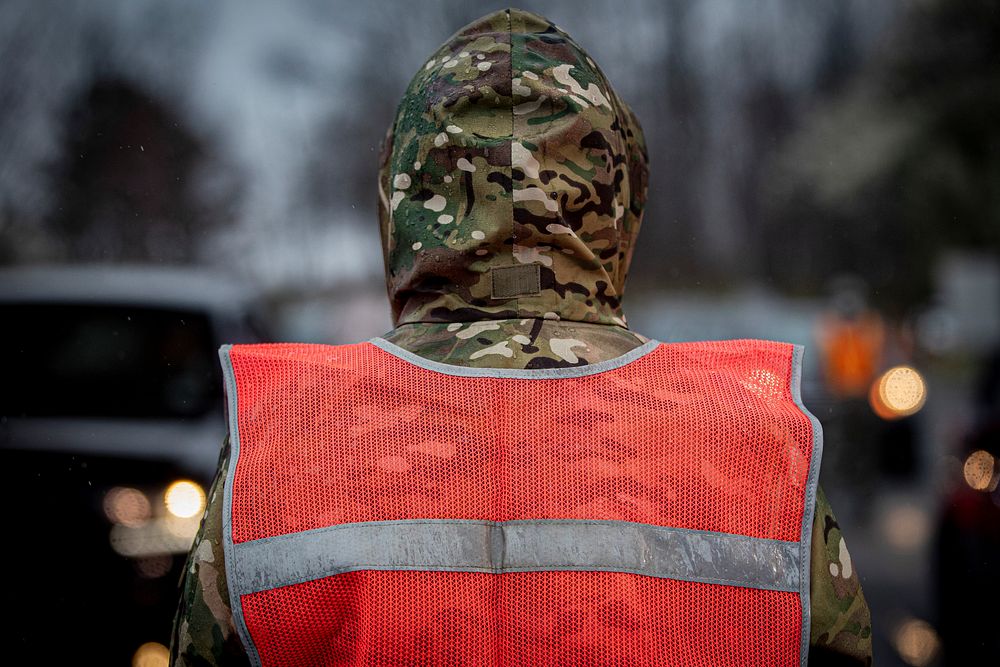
220;337;822;666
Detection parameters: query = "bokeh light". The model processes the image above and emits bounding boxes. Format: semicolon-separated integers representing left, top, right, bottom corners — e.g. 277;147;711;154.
103;487;151;527
882;502;931;552
110;518;198;557
164;513;201;540
164;480;206;519
134;555;174;579
132;641;169;667
893;618;940;667
869;365;927;420
963;449;997;492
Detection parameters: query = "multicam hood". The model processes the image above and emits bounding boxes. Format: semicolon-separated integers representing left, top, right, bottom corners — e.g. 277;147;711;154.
378;8;648;330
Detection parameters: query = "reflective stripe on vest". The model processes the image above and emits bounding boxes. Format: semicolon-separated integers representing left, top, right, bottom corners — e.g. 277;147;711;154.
220;338;823;667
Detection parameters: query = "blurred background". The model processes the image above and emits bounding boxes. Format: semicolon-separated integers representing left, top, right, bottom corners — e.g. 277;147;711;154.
0;0;997;665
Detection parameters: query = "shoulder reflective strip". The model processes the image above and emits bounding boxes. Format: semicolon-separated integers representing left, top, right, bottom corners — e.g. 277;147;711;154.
792;344;823;667
218;346;264;667
368;336;662;379
228;518;800;596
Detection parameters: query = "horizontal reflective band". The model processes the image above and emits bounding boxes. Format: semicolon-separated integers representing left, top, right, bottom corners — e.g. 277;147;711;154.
231;519;800;595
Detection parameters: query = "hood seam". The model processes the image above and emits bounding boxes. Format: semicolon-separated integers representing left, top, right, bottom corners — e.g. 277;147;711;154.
508;8;519;319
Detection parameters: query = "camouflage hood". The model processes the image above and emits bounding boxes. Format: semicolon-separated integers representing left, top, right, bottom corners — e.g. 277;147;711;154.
378;8;648;329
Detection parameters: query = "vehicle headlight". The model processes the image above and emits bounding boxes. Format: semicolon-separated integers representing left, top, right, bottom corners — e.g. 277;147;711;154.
869;365;927;419
164;480;206;519
132;641;169;667
103;487;152;527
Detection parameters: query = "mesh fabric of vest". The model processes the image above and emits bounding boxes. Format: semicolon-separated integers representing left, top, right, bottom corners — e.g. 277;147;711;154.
227;340;813;666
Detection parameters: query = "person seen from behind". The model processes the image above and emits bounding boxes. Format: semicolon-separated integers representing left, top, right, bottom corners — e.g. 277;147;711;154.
171;9;872;666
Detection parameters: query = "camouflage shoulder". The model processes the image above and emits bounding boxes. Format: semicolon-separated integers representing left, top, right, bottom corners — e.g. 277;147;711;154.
809;485;873;666
170;437;249;666
380;319;649;369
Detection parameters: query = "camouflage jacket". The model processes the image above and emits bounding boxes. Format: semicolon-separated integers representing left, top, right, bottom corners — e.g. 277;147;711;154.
171;9;871;665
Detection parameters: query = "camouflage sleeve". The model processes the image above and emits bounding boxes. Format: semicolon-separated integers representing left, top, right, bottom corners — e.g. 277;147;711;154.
808;485;873;666
170;437;249;667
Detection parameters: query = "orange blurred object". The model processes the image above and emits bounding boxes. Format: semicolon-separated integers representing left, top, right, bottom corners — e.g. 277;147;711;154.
817;312;886;398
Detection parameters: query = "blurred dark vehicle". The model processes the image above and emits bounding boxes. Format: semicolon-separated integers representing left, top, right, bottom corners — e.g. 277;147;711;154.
934;345;1000;665
0;265;265;663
